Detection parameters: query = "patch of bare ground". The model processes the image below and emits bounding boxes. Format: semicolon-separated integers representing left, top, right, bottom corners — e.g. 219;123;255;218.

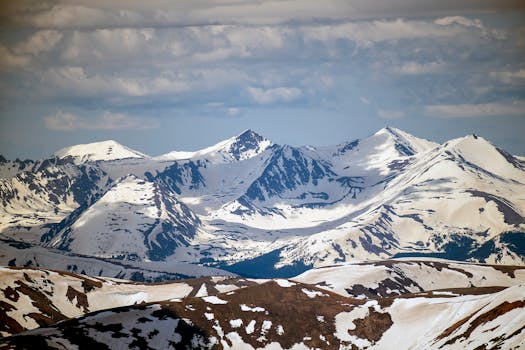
0;301;25;336
160;280;366;349
12;280;67;325
66;286;89;313
345;276;423;299
349;309;393;343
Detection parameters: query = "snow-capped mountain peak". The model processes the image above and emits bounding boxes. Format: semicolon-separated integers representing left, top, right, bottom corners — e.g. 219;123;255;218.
54;140;149;164
440;133;525;181
373;126;438;156
156;129;272;162
227;129;272;161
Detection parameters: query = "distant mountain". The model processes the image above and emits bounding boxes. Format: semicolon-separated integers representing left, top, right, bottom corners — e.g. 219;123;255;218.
54;140;149;164
42;175;201;261
0;157;108;242
1;128;524;278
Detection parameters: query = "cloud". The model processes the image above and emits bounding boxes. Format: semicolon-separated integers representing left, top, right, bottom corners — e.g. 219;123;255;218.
41;66;189;97
226;107;241;117
424;101;525;118
44;110;160;130
391;61;445;75
435;16;483;30
0;45;30;70
4;1;525;29
14;30;64;55
377;109;405;119
302;19;457;47
1;1;523;131
247;86;302;104
490;69;525;85
434;15;505;38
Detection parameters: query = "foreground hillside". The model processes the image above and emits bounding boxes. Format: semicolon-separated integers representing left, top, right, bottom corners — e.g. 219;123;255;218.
0;260;524;349
1;128;524;278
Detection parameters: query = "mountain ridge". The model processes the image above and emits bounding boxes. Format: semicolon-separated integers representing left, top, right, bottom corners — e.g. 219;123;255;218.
1;128;524;278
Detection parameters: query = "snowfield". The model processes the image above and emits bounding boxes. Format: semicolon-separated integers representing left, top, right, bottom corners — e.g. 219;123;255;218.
0;261;523;349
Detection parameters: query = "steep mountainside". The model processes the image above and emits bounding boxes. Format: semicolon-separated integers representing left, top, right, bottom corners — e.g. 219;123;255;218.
0;158;108;242
0;128;524;277
42;175;201;261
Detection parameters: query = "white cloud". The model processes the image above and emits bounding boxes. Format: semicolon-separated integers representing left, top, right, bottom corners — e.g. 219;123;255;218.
302;19;457;47
226;107;241;117
42;66;189;97
435;16;483;30
247;86;302;104
377;109;405;119
44;110;160;130
424;101;525;118
58;28;159;63
434;15;506;38
490;69;525;84
392;61;445;75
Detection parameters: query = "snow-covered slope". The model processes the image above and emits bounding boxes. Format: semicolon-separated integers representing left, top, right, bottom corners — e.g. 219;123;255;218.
54;140;149;164
0;156;36;179
294;259;525;298
0;266;251;337
43;175;201;261
0;238;233;283
1;260;524;349
0;158;108;242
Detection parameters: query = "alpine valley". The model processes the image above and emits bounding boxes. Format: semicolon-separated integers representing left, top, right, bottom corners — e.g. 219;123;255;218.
1;127;525;349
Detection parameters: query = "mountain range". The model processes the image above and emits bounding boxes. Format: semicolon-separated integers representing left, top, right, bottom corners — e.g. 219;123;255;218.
1;127;524;279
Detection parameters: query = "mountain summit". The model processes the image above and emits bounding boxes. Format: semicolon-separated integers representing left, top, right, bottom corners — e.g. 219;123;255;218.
156;129;272;162
54;140;149;163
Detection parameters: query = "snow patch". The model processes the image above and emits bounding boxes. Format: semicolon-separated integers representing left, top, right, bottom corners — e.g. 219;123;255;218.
275;279;296;288
240;304;266;312
195;283;208;297
202;296;228;305
230;319;243;328
246;320;256;334
301;288;328;298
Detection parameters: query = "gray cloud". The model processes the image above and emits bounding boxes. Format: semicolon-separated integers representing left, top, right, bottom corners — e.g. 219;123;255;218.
247;86;302;104
424;101;525;118
3;1;524;29
44;110;160;130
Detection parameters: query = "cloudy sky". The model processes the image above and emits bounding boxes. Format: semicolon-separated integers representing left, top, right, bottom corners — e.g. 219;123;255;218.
1;0;524;159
